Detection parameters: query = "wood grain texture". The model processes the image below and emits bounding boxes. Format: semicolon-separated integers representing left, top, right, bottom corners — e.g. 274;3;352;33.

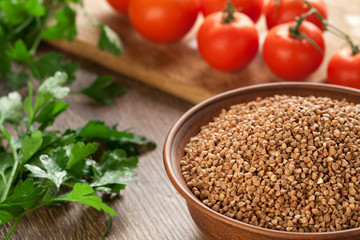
0;48;203;240
47;0;360;104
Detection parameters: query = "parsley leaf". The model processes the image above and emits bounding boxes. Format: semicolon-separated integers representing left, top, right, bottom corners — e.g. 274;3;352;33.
0;1;27;26
66;142;98;170
0;153;13;186
34;71;70;112
79;76;127;105
30;52;79;83
21;130;43;164
0;210;15;225
77;120;133;139
9;40;31;63
98;24;122;56
0;91;22;126
0;0;45;27
35;101;69;131
6;71;29;89
77;121;156;156
23;0;46;17
55;183;116;215
0;179;45;224
0;0;147;235
91;149;138;193
0;46;11;78
25;148;69;189
0;69;154;238
23;81;34;118
0;0;124;105
1;179;44;209
42;6;77;41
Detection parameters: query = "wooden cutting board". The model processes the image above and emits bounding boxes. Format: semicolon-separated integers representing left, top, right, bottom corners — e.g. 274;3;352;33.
48;0;360;104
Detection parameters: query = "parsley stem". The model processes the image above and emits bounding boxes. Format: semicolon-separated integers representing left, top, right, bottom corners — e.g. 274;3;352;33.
29;18;46;55
29;1;55;55
82;4;101;28
104;213;113;238
0;126;20;202
4;202;48;240
4;217;22;240
26;114;34;135
12;17;35;36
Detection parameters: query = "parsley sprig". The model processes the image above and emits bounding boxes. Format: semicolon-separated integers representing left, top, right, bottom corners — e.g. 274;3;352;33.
0;0;124;104
0;72;155;239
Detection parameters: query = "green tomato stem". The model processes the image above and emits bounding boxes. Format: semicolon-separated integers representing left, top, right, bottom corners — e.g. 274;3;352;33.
301;0;359;55
288;8;323;55
301;0;327;29
300;32;323;54
326;26;360;55
352;46;360;55
222;1;236;24
289;8;316;38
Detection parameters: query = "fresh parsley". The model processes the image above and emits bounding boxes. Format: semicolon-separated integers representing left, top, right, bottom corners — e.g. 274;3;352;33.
0;0;124;104
78;76;127;105
0;72;155;239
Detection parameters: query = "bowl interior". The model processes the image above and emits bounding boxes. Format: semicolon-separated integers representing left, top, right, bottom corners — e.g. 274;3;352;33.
163;82;360;238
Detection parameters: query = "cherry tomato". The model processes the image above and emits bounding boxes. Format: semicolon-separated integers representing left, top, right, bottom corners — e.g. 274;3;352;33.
262;21;325;81
197;12;259;72
106;0;130;14
129;0;200;43
200;0;264;23
265;0;327;31
328;48;360;89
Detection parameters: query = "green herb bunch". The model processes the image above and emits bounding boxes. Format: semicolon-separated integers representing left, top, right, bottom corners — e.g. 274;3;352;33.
0;0;124;104
0;72;155;239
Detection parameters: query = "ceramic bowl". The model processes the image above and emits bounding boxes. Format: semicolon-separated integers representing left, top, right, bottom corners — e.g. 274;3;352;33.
163;82;360;240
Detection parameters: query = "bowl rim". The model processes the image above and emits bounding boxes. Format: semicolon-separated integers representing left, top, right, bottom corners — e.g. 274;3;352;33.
163;82;360;238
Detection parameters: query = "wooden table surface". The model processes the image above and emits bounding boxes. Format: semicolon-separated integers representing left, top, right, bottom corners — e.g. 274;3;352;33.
0;47;202;240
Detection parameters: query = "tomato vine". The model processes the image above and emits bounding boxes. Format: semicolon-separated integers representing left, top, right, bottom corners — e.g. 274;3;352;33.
301;0;359;55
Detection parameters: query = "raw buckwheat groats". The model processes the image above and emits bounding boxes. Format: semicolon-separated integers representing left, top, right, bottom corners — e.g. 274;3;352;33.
181;95;360;232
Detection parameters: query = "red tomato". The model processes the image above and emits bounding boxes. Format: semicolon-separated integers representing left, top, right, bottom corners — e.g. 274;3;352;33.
262;21;325;81
129;0;200;43
106;0;130;14
197;12;259;72
200;0;264;23
328;48;360;89
265;0;327;31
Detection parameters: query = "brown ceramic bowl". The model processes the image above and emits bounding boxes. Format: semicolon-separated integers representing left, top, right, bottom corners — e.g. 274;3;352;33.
163;82;360;240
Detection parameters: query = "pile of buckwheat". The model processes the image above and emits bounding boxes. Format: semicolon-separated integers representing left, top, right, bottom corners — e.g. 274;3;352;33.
181;95;360;232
